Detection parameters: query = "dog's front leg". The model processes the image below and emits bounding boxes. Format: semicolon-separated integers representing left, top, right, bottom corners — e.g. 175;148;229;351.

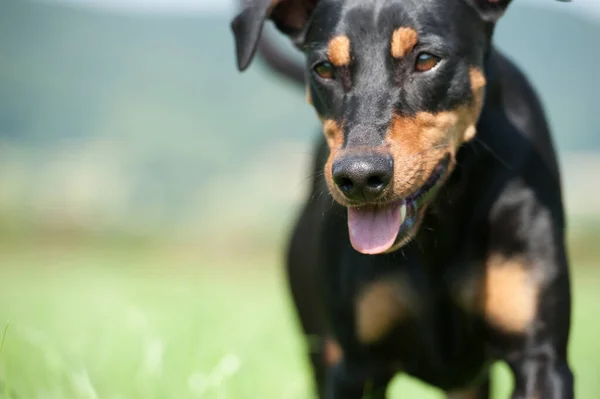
507;351;574;399
488;251;575;399
498;259;574;399
325;361;392;399
483;178;575;399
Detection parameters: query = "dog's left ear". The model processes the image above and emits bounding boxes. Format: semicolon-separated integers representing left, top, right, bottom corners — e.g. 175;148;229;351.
231;0;319;71
463;0;570;23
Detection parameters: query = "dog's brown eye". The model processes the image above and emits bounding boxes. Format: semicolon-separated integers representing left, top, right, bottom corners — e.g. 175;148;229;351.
415;53;440;72
314;61;335;80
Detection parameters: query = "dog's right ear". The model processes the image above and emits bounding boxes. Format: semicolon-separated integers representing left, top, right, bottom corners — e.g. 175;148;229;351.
462;0;571;23
231;0;319;71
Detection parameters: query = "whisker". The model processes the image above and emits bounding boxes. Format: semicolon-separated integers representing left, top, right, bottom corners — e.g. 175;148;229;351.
407;144;450;160
474;137;513;170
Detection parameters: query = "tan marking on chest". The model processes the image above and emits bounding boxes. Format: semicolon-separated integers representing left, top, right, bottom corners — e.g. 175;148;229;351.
484;255;539;333
328;35;351;67
355;278;415;344
323;337;343;366
391;27;418;59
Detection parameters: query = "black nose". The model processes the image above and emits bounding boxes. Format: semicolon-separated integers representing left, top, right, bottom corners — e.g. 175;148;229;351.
332;153;394;202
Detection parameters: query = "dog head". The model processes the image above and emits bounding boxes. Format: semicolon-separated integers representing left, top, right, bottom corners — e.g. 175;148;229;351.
231;0;563;254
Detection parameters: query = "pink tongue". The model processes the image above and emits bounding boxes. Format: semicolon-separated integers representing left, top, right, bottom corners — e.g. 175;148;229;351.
348;203;406;255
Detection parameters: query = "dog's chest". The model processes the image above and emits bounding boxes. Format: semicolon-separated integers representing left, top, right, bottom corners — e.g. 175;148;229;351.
353;273;420;345
346;265;488;382
349;261;485;348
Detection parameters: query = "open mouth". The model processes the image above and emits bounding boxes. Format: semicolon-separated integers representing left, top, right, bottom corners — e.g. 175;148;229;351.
347;155;450;255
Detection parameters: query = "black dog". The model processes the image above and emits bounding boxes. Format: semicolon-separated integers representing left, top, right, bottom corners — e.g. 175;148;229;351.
231;0;574;398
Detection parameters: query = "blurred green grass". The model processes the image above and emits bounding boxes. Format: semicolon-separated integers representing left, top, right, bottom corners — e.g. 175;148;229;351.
0;242;598;399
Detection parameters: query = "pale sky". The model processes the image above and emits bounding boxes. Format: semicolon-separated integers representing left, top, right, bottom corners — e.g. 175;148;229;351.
46;0;600;16
46;0;236;13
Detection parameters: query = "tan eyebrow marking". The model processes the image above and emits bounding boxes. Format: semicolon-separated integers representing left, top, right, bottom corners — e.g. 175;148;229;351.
328;35;351;67
391;27;418;59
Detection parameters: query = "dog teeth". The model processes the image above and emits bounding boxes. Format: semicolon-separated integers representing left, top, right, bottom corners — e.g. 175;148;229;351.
400;203;407;224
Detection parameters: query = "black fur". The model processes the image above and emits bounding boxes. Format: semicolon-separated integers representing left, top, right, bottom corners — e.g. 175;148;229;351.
232;0;574;397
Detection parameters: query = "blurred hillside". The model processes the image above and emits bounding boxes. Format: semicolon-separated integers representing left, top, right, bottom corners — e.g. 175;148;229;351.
495;5;600;150
0;0;598;242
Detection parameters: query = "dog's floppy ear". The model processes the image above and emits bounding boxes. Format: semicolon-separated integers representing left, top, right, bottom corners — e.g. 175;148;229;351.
231;0;319;71
463;0;570;23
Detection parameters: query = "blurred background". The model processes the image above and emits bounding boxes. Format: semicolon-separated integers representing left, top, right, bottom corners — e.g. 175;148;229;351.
0;0;598;397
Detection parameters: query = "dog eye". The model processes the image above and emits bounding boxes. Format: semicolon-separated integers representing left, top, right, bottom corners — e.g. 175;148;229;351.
314;61;335;80
415;53;441;72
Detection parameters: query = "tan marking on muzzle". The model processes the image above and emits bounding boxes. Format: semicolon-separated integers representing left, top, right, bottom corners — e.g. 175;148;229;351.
323;119;344;200
323;119;343;150
355;278;415;344
387;111;465;198
322;67;486;208
484;255;538;333
306;85;313;105
386;67;486;198
328;35;351;67
391;27;418;59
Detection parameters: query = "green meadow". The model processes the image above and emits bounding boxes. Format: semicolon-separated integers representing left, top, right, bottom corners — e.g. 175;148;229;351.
0;227;598;399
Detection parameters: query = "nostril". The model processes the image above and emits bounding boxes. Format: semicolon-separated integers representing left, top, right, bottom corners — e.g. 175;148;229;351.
366;175;385;190
336;177;354;193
